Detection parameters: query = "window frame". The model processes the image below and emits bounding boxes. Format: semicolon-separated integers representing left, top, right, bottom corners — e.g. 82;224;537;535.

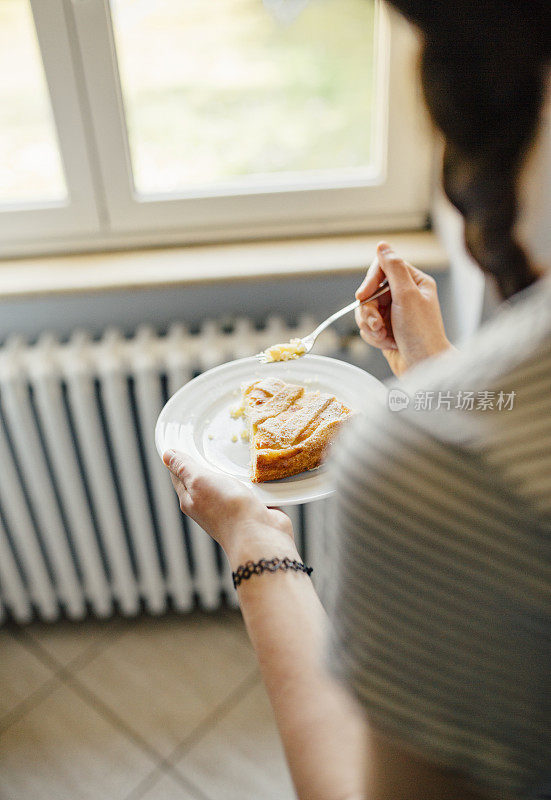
0;0;433;257
72;0;431;240
0;0;100;247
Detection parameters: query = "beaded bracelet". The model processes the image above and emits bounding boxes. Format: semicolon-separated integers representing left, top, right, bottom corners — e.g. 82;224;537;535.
232;557;313;589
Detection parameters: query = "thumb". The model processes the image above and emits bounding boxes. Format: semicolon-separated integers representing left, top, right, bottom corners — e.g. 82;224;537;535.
163;449;190;481
376;242;415;297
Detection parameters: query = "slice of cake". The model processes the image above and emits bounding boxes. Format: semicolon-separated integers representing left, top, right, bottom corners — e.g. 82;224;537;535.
241;377;353;482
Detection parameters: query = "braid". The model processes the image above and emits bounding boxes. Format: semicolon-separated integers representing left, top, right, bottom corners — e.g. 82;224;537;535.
440;132;538;300
389;0;551;299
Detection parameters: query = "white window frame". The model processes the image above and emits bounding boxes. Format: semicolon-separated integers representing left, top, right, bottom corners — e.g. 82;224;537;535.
0;0;432;257
0;0;100;247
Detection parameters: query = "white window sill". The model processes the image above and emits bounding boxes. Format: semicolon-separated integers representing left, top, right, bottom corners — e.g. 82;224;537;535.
0;231;447;300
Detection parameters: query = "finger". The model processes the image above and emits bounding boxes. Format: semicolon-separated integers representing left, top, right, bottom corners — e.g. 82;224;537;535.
169;472;192;513
376;242;416;298
355;302;384;333
169;471;188;499
163;449;195;484
356;304;393;345
358;324;396;351
355;257;384;301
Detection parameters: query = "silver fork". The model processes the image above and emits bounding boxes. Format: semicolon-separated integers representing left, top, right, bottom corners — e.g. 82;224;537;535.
256;277;390;363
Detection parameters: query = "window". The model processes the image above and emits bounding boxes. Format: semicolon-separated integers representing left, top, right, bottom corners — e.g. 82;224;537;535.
0;0;99;248
0;0;431;257
0;0;66;204
111;0;377;194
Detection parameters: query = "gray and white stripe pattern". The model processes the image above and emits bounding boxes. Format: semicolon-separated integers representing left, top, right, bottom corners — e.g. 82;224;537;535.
325;274;551;799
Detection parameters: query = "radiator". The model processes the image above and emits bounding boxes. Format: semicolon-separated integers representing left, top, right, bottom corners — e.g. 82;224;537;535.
0;316;367;623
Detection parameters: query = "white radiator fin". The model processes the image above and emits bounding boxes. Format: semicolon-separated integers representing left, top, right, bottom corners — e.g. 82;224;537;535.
0;317;350;622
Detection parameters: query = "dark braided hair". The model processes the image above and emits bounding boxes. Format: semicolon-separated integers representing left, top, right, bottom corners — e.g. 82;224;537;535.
388;0;551;298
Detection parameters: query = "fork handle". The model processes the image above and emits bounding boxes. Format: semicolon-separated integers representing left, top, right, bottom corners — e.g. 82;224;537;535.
308;279;390;341
359;277;390;305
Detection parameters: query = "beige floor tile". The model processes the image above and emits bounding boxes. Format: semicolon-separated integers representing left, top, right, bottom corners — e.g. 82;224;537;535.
128;770;200;800
22;616;124;668
173;682;296;800
74;613;258;759
0;631;54;719
0;682;158;800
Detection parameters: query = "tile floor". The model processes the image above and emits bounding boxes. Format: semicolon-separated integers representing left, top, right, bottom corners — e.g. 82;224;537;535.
0;610;296;800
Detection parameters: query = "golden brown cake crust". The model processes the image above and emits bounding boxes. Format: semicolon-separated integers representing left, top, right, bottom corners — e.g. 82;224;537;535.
242;378;353;482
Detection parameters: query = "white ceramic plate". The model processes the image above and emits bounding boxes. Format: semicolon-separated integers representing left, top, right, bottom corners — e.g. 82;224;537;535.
155;355;385;506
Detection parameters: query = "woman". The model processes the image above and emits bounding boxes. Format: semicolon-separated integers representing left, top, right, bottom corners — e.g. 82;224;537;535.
164;2;551;798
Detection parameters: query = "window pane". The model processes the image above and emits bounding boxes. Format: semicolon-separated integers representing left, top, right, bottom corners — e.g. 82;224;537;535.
0;0;67;204
110;0;376;196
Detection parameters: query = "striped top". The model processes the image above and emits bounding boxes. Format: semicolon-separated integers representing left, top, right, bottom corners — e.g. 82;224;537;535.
325;272;551;799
